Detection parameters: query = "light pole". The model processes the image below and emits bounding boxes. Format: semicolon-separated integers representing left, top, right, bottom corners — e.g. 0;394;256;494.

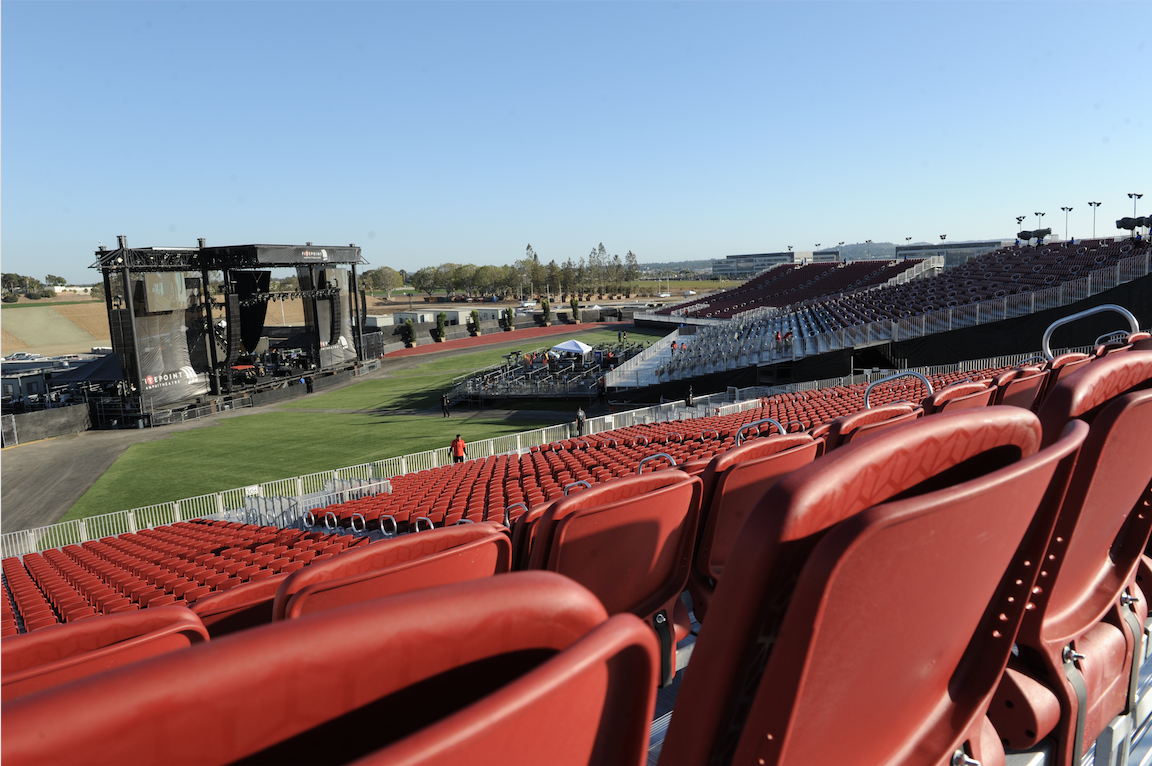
1130;193;1143;219
1061;207;1073;240
1089;201;1102;238
1035;212;1045;242
1015;216;1026;236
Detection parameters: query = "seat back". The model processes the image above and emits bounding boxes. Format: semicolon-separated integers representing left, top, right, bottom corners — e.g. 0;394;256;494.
688;435;819;621
659;407;1085;766
189;573;289;637
825;402;921;450
527;471;702;621
1039;352;1093;405
273;521;510;620
1028;351;1152;644
1;605;209;702
993;366;1049;410
922;380;995;415
2;573;658;766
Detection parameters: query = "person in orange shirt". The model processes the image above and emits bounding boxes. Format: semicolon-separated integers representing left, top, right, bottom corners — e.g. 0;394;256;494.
451;434;467;463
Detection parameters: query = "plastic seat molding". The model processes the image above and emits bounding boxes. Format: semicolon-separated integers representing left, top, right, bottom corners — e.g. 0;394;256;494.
988;351;1152;765
658;407;1085;766
2;572;658;766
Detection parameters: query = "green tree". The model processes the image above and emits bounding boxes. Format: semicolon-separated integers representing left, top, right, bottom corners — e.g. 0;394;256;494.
90;283;106;303
436;311;447;340
45;274;67;287
541;297;550;324
570;296;580;323
410;267;438;297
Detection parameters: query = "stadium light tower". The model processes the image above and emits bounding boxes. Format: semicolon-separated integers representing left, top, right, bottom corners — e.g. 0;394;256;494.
1088;202;1102;238
1061;207;1073;240
1130;193;1144;218
1016;215;1026;234
940;234;947;241
1035;212;1045;232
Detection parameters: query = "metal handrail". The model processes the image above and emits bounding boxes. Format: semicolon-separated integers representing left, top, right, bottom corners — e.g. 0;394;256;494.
564;480;591;495
638;453;677;473
454;518;475;525
379;515;397;537
864;371;934;409
1042;304;1140;360
735;418;785;445
1095;329;1131;347
413;517;434;533
324;511;338;530
504;502;528;527
350;513;367;534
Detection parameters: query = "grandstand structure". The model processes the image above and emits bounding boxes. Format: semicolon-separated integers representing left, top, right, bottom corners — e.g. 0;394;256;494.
3;298;1151;766
610;237;1151;390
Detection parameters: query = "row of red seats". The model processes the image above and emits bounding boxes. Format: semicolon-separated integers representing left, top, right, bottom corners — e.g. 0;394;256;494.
4;348;1148;765
0;521;370;636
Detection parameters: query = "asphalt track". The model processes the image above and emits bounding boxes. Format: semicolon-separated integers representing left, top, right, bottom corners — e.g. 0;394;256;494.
0;324;633;534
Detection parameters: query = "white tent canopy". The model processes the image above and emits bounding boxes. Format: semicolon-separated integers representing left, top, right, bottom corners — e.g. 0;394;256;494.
552;339;594;354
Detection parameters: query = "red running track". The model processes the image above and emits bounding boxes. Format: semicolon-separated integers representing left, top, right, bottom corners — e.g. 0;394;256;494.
384;322;623;358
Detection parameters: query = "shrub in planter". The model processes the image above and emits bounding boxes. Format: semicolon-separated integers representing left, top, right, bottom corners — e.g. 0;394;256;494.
470;309;482;336
570;296;580;324
435;311;447;342
504;307;515;331
403;318;416;347
541;298;551;326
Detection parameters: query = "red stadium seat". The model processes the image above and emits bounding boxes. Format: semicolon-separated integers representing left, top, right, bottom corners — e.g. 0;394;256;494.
525;471;702;686
988;351;1152;765
1;605;209;702
189;573;291;638
2;573;658;766
921;380;995;415
273;521;511;621
659;407;1085;766
687;433;820;621
824;402;922;451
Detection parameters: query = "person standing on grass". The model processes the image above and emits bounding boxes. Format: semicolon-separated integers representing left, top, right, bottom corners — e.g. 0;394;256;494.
451;434;467;463
441;393;450;418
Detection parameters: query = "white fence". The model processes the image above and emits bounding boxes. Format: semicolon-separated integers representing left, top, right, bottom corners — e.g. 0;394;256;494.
0;394;757;558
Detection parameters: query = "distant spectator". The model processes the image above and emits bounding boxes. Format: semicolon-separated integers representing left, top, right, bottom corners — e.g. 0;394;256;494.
441;393;450;418
451;434;467;463
576;406;586;436
670;340;677;355
685;385;694;407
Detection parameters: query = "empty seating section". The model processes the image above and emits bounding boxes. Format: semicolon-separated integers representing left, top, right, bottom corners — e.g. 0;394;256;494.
1;523;367;634
651;239;1148;386
660;260;923;320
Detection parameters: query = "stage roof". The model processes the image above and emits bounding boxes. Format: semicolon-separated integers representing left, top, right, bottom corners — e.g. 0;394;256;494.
92;240;365;272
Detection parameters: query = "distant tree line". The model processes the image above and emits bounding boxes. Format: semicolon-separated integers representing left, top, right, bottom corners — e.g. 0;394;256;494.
396;244;641;302
1;273;75;302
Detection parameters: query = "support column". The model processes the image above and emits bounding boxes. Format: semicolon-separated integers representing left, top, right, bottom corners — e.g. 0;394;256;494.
201;266;221;395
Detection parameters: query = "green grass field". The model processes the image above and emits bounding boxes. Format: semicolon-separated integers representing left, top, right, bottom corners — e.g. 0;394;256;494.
62;331;665;521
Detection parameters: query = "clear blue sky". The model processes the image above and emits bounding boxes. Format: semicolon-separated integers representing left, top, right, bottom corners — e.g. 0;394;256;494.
2;1;1149;284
